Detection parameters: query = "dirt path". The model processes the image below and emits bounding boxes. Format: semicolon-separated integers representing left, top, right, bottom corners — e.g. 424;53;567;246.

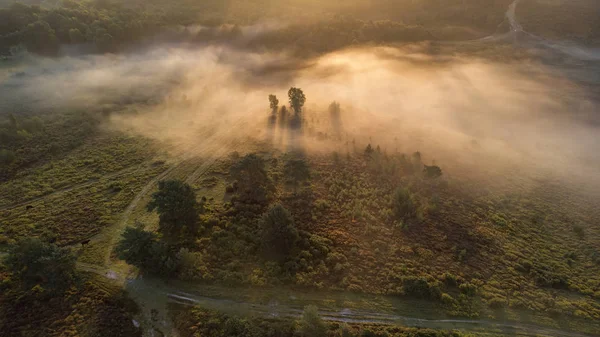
73;265;594;337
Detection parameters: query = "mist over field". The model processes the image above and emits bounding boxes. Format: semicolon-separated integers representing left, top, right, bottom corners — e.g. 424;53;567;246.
2;42;599;188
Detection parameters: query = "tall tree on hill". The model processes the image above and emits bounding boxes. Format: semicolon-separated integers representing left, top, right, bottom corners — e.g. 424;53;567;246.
147;180;199;244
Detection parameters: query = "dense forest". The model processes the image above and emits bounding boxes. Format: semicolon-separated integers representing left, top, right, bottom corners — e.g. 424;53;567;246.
0;0;517;56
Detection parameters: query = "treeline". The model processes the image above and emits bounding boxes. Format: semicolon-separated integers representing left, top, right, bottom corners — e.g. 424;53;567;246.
0;0;516;56
0;0;168;55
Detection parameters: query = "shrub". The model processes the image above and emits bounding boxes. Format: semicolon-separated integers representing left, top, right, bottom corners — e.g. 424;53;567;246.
488;297;506;309
299;305;327;337
402;277;441;300
459;283;478;296
391;188;416;220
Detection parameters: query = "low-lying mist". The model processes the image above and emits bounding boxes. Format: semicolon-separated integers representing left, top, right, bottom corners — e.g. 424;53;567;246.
2;42;599;190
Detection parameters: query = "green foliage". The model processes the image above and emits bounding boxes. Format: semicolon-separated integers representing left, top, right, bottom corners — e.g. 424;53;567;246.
230;153;272;202
147;180;199;244
115;226;158;268
4;238;77;295
21;20;59;55
299;305;327;337
0;149;16;166
423;165;442;179
288;87;306;114
283;157;310;192
115;226;180;276
68;28;85;44
269;94;279;113
402;277;441;300
261;204;299;260
392;187;416;221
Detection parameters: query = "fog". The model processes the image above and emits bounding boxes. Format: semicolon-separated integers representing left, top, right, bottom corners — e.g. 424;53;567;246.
2;42;599;190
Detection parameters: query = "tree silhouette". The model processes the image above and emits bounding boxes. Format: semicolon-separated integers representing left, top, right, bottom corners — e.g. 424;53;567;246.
288;87;306;115
261;204;299;259
4;238;77;295
284;158;310;193
147;180;199;244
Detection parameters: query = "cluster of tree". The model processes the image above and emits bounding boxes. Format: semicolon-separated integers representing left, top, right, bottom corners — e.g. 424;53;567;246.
229;153;273;203
0;0;517;56
115;180;200;275
0;1;167;55
267;87;306;130
2;238;77;296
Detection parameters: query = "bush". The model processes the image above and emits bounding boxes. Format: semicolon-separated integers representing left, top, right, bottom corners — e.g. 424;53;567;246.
402;277;441;300
459;283;478;296
488;297;506;309
0;149;16;166
299;305;327;337
391;188;416;220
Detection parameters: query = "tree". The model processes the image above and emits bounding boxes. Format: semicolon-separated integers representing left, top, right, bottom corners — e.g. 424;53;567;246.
299;305;327;337
230;153;271;201
147;180;199;244
94;30;115;52
412;151;422;172
288;87;306;114
283;158;310;192
4;238;77;295
115;226;158;269
261;204;299;259
392;187;416;220
329;101;342;136
68;28;85;44
268;94;279;114
115;226;180;276
22;20;59;55
423;165;442;179
279;106;288;128
364;144;374;160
